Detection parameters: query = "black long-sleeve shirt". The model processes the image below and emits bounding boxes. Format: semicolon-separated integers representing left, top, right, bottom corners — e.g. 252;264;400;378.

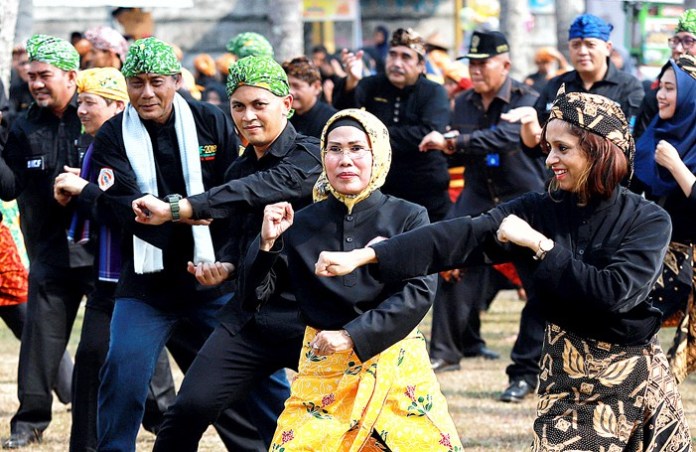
0;95;93;268
630;177;696;244
534;60;644;130
242;191;436;361
186;123;322;270
371;187;670;346
333;74;451;218
290;100;337;139
449;77;546;214
90;100;238;304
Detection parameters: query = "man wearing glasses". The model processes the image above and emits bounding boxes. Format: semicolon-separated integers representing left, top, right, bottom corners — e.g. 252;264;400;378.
634;9;696;139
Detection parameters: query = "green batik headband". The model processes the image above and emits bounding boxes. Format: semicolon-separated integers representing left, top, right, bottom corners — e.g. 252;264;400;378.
226;32;274;59
26;34;79;72
121;37;182;78
226;56;290;98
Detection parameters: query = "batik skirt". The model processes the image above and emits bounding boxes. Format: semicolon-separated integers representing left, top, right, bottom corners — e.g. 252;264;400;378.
531;323;691;451
270;327;463;451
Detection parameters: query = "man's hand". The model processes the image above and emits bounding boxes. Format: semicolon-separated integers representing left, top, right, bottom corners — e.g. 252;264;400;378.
500;106;538;125
340;48;364;91
418;131;447;153
187;261;234;286
54;168;89;206
309;330;354;355
260;202;294;251
132;195;171;225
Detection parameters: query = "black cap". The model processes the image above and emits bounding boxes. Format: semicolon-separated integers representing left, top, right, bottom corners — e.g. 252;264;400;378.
460;30;510;60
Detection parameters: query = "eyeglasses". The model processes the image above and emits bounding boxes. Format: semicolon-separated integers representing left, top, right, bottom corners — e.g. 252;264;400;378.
325;145;371;160
668;36;696;49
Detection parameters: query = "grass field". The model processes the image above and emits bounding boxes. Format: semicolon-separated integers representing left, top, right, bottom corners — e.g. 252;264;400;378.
0;290;693;451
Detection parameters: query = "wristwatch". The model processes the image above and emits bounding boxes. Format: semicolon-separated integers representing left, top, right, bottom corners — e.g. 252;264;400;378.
165;194;183;222
533;238;554;261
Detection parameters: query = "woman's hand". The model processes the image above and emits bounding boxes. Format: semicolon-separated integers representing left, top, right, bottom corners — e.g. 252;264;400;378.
187;261;234;286
260;202;294;251
496;214;545;251
309;330;353;355
315;248;377;277
654;140;682;173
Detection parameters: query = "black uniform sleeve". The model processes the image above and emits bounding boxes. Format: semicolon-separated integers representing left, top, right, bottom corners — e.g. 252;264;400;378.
90;120;174;249
0;125;28;200
187;146;321;219
343;206;437;361
457;89;539;156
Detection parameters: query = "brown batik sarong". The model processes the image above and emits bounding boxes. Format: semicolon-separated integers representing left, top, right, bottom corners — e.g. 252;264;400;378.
531;324;692;451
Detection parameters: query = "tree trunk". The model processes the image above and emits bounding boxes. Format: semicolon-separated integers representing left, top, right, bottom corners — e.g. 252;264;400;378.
499;0;533;80
555;0;585;62
0;0;20;96
267;0;304;62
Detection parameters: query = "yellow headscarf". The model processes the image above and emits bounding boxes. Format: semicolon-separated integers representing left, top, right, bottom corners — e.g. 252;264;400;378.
313;109;392;213
76;67;129;103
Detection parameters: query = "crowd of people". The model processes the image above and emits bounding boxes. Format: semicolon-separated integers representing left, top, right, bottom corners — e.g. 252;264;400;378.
0;8;694;452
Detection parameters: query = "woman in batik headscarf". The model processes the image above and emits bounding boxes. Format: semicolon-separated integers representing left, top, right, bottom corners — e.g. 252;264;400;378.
633;54;696;384
315;90;692;451
244;108;463;451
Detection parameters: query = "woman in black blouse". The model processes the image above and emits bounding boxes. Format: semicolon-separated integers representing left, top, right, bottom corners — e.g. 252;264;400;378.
316;90;692;451
246;108;462;450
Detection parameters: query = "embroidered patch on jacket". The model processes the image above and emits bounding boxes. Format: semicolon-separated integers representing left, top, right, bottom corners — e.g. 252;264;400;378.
373;97;388;103
98;168;115;191
199;144;218;161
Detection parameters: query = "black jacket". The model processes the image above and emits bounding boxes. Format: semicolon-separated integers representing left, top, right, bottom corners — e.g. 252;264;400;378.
0;95;93;268
243;191;435;361
371;187;670;346
90;100;238;304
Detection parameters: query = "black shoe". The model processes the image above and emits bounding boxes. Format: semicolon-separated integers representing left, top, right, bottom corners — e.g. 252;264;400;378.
430;358;461;373
499;379;533;403
462;346;500;360
2;431;42;449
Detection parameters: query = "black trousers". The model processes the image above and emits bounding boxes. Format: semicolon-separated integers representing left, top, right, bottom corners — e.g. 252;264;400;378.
0;302;73;405
70;281;177;452
430;266;511;362
506;292;546;387
10;264;93;435
153;301;305;452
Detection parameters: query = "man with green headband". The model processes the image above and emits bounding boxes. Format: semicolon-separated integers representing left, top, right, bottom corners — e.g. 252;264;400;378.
88;38;281;451
226;31;274;60
0;33;89;449
130;55;322;451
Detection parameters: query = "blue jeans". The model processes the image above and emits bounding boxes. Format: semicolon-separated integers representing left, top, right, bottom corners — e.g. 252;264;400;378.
96;295;288;451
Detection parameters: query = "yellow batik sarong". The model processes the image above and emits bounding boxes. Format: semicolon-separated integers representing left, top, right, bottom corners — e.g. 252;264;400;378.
270;327;462;451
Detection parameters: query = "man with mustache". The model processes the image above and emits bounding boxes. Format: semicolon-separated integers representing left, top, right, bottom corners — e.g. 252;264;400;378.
0;34;90;448
333;28;451;222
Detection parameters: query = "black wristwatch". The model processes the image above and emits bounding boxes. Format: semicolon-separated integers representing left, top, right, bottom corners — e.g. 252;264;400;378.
165;194;183;222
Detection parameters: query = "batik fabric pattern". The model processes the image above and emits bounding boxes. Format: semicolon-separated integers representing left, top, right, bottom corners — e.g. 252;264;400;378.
271;327;463;452
531;323;691;451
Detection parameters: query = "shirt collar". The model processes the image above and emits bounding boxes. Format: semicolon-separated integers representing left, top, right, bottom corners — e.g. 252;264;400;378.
241;121;298;160
327;189;385;214
469;76;512;106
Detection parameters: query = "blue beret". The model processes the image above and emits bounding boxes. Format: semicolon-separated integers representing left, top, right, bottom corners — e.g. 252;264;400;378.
568;14;613;42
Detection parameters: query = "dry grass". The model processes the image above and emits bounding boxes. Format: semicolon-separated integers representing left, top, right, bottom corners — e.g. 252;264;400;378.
0;291;694;451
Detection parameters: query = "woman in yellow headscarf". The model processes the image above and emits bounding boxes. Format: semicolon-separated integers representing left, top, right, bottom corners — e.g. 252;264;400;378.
243;108;462;451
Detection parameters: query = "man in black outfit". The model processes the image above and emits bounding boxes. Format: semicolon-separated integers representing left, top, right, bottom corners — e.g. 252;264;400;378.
0;34;91;449
333;28;451;221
